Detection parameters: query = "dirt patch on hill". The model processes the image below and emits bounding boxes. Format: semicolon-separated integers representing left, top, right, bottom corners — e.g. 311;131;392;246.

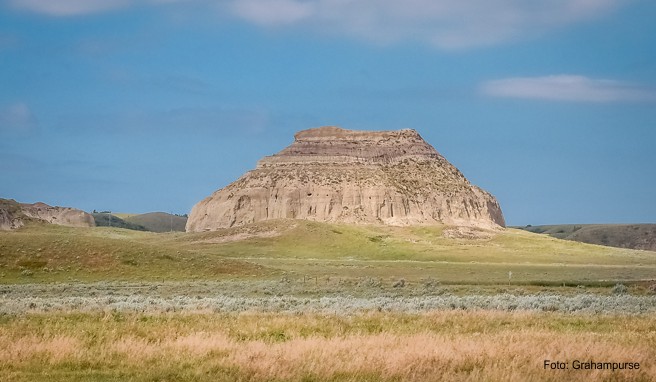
442;226;495;240
191;221;298;244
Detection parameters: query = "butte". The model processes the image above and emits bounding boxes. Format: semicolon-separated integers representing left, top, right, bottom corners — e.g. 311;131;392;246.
186;126;505;232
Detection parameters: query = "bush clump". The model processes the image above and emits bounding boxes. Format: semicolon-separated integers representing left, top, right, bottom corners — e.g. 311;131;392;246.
612;283;628;295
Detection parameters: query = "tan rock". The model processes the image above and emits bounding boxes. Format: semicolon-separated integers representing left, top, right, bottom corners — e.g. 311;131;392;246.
186;126;505;232
20;202;96;228
0;199;24;230
0;198;95;230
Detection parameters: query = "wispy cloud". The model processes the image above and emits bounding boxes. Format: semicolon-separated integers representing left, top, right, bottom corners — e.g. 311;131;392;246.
226;0;626;49
231;0;313;26
6;0;628;49
0;102;38;133
6;0;188;17
480;75;656;102
7;0;131;16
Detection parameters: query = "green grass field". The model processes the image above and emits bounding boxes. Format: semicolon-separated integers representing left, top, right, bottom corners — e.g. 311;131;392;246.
2;221;655;381
1;220;655;286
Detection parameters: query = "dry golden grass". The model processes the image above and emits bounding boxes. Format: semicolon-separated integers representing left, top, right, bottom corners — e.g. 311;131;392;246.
1;310;654;381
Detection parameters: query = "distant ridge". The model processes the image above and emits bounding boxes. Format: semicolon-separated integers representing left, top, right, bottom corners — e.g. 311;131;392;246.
92;213;147;231
92;212;187;232
515;224;656;252
125;212;187;232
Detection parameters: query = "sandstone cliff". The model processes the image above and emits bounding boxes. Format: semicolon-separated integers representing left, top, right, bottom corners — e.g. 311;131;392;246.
186;126;505;232
0;199;24;230
0;198;95;230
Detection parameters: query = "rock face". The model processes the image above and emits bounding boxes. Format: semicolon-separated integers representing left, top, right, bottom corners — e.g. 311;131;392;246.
0;199;24;230
0;198;95;230
20;202;96;227
187;126;505;232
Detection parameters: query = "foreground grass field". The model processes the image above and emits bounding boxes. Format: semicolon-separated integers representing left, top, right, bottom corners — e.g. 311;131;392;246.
1;310;654;382
1;221;655;381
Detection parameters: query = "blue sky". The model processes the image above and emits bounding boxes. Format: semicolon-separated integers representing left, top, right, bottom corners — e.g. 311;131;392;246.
1;0;655;225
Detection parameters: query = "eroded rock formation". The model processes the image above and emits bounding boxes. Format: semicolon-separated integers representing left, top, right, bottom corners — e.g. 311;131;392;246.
0;198;95;230
0;199;23;230
187;126;505;232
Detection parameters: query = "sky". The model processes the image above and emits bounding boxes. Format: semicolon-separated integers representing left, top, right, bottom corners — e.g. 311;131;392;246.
1;0;655;226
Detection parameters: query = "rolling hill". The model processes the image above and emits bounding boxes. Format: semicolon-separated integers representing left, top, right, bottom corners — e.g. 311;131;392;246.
515;224;656;251
124;212;187;232
92;213;147;231
92;212;187;232
1;220;655;286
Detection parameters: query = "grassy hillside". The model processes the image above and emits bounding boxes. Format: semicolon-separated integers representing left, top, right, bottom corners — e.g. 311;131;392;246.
1;220;655;286
112;213;137;219
515;224;656;251
92;212;186;232
91;213;146;231
0;223;269;282
124;212;187;232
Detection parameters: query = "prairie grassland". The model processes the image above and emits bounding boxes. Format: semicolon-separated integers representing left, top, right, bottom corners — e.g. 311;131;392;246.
2;221;655;285
180;220;655;265
0;224;272;283
1;222;655;381
1;310;654;382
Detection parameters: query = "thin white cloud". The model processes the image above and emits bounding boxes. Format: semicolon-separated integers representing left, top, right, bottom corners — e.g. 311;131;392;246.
6;0;188;16
231;0;314;26
6;0;629;48
0;102;38;132
8;0;131;16
480;75;656;102
226;0;627;49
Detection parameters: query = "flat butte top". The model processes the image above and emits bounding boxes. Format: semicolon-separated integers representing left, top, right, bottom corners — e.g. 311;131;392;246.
258;126;441;167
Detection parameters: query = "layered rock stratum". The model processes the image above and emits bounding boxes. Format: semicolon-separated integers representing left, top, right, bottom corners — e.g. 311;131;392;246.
0;198;95;230
186;126;505;232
